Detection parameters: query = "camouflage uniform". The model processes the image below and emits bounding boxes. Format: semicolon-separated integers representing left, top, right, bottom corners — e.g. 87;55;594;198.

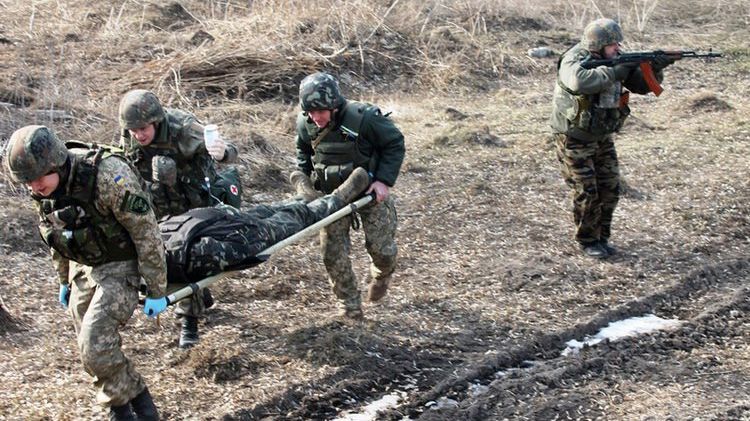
5;126;166;409
295;72;405;314
119;90;240;319
161;195;346;283
550;19;663;251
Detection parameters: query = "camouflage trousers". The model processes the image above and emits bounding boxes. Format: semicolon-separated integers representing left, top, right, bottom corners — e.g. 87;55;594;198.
182;195;344;282
68;260;145;407
173;286;207;318
554;133;620;244
320;196;398;311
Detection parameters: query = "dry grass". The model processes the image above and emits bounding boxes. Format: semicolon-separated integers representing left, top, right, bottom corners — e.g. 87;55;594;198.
0;1;745;114
0;0;749;419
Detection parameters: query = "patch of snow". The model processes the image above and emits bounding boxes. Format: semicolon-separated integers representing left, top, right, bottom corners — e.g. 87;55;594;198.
333;392;404;421
562;314;682;356
468;383;490;397
425;397;459;410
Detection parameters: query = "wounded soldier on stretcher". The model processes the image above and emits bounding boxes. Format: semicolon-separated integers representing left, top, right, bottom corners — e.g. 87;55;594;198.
161;167;371;284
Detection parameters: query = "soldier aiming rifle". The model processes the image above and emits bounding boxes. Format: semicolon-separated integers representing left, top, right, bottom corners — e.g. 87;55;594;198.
581;49;722;96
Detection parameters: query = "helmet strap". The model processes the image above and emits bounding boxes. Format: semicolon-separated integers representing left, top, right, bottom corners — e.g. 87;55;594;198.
50;156;72;198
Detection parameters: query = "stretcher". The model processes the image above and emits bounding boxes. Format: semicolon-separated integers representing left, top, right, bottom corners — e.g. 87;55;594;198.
162;194;374;307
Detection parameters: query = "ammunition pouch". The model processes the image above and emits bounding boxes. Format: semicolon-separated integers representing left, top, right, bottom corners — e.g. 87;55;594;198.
312;162;354;194
39;223;135;266
558;81;631;136
36;149;138;266
578;102;630;135
149;182;190;217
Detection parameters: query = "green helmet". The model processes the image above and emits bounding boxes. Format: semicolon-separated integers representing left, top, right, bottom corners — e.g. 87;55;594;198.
582;18;624;52
118;89;165;130
5;125;68;183
299;72;344;111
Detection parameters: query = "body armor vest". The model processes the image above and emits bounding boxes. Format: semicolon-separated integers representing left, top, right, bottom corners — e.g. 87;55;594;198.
125;109;217;216
308;101;377;193
554;46;631;137
36;145;138;266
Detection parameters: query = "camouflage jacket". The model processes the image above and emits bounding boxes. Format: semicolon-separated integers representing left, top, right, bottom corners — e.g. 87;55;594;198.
35;148;167;297
295;101;405;193
550;43;661;141
120;108;239;218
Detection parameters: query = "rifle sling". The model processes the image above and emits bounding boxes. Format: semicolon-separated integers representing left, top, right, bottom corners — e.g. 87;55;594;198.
311;125;333;151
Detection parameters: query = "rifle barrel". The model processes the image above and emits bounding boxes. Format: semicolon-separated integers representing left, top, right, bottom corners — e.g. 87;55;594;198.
580;50;721;69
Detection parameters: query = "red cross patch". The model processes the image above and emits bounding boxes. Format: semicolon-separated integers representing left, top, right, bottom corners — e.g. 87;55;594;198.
230;185;239;195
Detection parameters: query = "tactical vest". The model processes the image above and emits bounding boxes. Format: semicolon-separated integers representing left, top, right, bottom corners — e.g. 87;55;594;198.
307;101;377;193
124;109;217;216
160;207;263;283
36;145;138;266
554;46;631;137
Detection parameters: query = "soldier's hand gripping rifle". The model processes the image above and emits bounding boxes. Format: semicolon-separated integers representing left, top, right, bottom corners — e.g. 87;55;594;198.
581;50;722;96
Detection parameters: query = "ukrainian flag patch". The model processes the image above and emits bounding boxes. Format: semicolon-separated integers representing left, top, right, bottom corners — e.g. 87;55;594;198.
114;175;126;186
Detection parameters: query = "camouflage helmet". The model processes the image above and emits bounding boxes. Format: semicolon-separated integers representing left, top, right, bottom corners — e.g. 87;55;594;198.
5;125;68;183
299;72;344;111
582;18;624;52
118;89;165;130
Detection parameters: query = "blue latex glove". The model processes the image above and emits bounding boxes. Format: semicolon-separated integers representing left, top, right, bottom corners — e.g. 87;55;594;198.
59;284;71;309
143;297;168;318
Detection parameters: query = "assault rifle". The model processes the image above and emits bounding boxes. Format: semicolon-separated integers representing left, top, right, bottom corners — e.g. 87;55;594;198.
581;50;722;96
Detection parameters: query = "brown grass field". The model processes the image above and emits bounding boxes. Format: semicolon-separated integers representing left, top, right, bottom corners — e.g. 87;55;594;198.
0;0;749;419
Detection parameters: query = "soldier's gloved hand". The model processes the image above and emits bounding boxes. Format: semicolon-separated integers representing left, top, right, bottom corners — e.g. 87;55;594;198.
652;55;675;71
143;297;168;318
59;284;71;309
207;137;227;161
613;62;639;81
152;156;177;187
46;206;86;228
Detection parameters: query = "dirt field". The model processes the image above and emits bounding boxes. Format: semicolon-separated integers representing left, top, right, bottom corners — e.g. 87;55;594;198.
0;1;749;420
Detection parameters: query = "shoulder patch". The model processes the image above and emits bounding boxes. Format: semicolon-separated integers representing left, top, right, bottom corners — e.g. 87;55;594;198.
114;174;126;186
120;190;151;214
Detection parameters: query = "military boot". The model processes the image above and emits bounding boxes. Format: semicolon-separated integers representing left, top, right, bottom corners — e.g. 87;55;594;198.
109;403;136;421
367;277;391;302
580;241;608;259
289;170;319;202
599;239;616;256
203;287;215;309
179;316;199;349
332;167;371;203
338;306;365;320
337;296;364;320
130;387;159;421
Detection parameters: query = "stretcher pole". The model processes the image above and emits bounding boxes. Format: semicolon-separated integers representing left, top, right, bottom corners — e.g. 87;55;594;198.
164;193;375;306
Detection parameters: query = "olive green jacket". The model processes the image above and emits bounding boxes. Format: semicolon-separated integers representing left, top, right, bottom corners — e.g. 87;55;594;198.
550;43;662;141
295;101;405;188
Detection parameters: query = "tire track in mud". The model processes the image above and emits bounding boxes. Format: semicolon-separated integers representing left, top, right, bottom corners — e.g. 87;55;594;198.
224;319;459;420
384;258;750;420
412;285;749;420
223;258;748;420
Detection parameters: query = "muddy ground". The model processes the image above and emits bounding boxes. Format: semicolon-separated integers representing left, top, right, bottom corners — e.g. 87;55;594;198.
0;1;749;420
